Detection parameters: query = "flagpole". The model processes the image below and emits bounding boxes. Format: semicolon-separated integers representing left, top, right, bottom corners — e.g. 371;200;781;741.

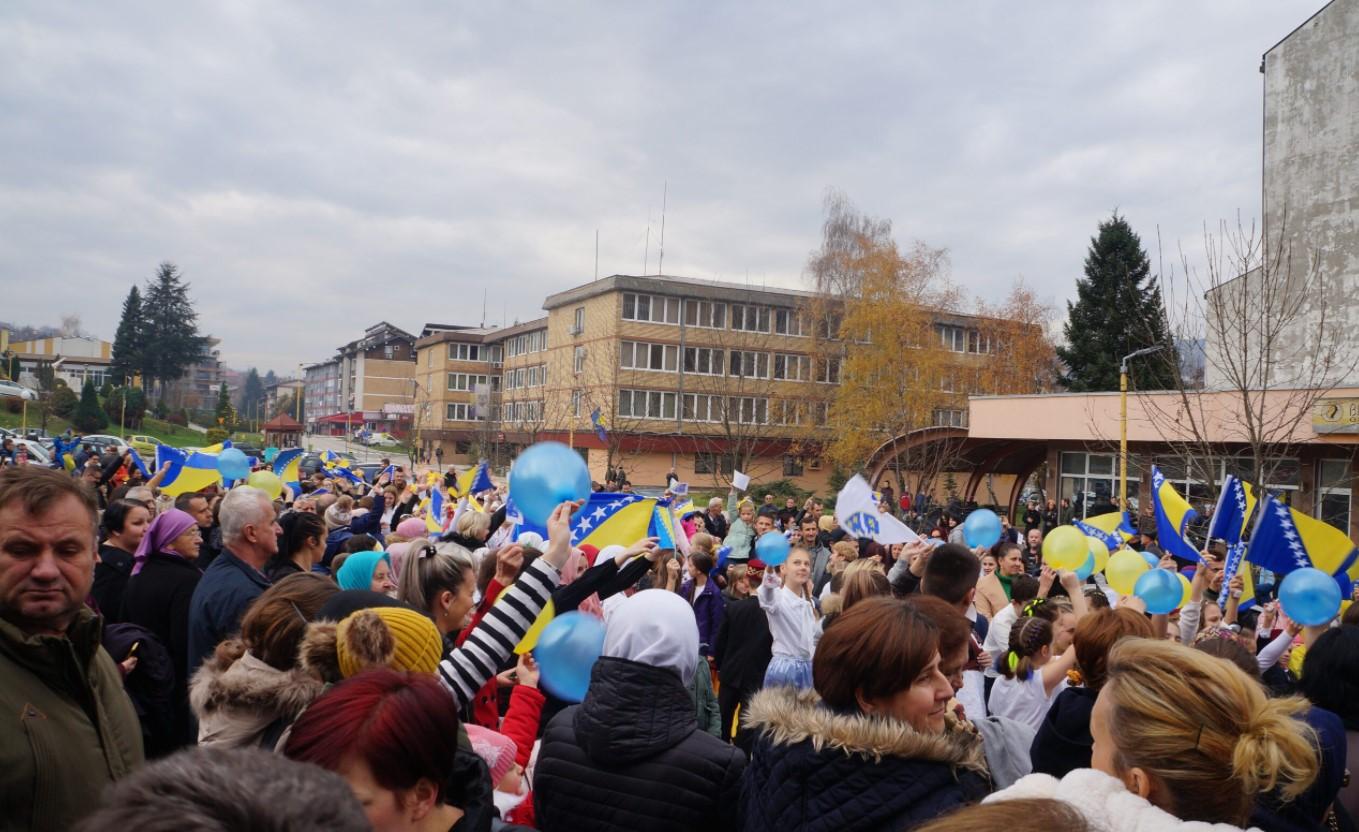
1120;346;1166;513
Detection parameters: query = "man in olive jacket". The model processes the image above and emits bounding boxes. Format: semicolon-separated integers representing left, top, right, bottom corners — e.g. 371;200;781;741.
0;466;144;832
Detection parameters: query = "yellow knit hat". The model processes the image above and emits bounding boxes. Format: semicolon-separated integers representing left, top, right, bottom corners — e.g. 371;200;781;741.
335;606;443;679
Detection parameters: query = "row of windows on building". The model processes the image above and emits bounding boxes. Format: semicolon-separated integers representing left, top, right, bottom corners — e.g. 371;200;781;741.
617;292;994;354
694;452;816;477
445;400;543;423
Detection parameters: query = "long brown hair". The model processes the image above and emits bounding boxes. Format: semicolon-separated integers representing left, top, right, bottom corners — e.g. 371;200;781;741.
237;573;339;670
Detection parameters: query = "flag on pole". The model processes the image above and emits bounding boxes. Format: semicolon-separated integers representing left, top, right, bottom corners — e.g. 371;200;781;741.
273;448;305;493
426;487;446;534
590;407;608;442
1207;474;1258;611
1149;466;1202;563
834;475;919;544
1247;495;1359;598
470;460;494;495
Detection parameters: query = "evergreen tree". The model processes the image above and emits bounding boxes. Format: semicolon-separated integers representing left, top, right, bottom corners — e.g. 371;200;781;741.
141;262;211;397
104;387;147;430
238;368;265;422
1058;214;1179;392
110;285;144;385
214;382;236;432
73;380;108;432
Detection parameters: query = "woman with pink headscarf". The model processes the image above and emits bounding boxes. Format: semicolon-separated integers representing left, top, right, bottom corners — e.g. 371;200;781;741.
120;507;205;751
385;516;432;585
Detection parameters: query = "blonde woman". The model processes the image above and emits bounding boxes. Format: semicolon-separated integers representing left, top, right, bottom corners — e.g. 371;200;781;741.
986;638;1320;829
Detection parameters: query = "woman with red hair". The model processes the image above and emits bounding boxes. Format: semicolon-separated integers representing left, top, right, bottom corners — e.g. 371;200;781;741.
285;668;533;832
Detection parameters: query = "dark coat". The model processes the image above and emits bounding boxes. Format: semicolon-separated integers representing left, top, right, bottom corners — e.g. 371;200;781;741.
1028;685;1095;778
101;622;178;757
91;543;134;623
534;657;747;832
681;577;726;656
713;594;771;693
702;510;729;540
121;552;203;749
186;548;271;674
741;687;991;832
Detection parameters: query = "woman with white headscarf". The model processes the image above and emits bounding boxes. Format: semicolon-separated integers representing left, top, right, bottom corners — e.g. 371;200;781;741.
534;589;747;832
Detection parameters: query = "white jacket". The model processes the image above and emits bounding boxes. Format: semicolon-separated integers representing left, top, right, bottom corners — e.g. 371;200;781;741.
985;768;1262;832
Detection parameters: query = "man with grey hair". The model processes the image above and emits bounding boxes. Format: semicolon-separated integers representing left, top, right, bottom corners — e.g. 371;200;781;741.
702;496;729;540
76;746;368;832
0;466;143;830
186;486;280;672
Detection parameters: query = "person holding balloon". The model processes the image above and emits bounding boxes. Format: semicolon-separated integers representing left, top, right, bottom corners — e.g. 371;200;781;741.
756;536;818;690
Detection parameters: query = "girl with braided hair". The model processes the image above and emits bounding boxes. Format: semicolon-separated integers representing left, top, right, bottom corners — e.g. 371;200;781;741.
987;615;1075;732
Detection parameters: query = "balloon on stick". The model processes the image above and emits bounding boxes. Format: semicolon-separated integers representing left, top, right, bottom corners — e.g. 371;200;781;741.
1042;526;1088;571
1106;549;1151;596
508;442;591;528
1278;567;1343;626
755;532;791;567
217;448;251;482
533;611;605;702
1134;568;1182;614
962;509;1003;548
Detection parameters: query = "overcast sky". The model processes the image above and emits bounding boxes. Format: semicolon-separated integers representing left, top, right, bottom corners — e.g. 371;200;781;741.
0;2;1323;374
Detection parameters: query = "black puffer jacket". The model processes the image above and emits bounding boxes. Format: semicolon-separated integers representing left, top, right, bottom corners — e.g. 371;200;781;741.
1028;685;1095;777
741;687;991;832
534;657;747;832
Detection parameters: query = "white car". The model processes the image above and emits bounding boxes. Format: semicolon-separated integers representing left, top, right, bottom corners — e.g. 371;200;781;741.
367;432;399;447
0;380;37;401
81;434;130;452
11;439;51;466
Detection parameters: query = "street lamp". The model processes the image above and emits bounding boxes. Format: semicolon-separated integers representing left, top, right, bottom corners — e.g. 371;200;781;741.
1120;345;1169;512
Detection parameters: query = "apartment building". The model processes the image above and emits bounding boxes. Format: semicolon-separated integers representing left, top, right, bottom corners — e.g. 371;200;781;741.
8;335;114;390
414;274;1008;492
304;322;417;436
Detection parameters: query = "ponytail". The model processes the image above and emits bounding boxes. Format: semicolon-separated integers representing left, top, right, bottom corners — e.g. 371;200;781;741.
996;616;1053;681
1230;698;1319;802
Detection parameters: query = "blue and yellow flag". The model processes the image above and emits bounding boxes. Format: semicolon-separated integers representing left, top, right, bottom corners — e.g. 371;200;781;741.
426;487;446;534
1247;495;1359;599
590;407;608;443
451;464;477;498
650;504;677;550
1074;513;1132;551
155;445;223;496
125;447;150;479
52;435;80;471
1150;466;1202;563
1207;475;1258;610
571;494;655;549
200;439;233;454
470;461;495;495
273;448;304;494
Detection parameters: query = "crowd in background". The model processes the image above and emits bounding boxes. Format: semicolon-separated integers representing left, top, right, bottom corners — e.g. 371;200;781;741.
1;456;1357;832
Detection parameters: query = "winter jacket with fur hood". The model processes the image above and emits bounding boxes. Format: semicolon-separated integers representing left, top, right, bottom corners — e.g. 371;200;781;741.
986;768;1265;832
190;640;323;750
740;686;991;832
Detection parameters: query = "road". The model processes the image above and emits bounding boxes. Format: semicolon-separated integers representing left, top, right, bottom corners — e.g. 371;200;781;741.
302;433;415;470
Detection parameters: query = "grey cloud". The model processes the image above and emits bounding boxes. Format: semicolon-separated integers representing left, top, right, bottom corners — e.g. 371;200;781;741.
0;1;1321;372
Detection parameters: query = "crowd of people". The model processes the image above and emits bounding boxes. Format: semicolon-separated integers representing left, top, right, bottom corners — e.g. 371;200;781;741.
1;455;1357;832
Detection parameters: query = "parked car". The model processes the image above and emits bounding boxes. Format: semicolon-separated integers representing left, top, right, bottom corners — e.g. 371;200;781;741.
366;432;399;447
11;439;52;466
0;380;37;401
125;434;164;456
81;434;130;452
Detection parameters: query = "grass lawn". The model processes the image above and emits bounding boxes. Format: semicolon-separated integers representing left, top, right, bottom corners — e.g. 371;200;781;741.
0;409;207;446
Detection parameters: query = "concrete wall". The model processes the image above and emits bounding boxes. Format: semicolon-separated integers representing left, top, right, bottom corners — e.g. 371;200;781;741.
1207;0;1359;389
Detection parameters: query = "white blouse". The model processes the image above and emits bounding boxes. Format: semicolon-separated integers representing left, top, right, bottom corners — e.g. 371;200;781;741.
757;569;817;661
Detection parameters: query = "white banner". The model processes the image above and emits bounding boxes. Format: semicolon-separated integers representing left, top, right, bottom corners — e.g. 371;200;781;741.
835;475;920;544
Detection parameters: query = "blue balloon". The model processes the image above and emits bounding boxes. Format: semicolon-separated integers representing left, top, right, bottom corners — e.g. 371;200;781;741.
962;509;1002;549
1134;568;1182;614
1278;567;1343;627
1074;550;1096;581
716;545;732;568
1141;550;1160;568
508;442;591;528
755;531;791;567
533;611;605;703
217;447;251;482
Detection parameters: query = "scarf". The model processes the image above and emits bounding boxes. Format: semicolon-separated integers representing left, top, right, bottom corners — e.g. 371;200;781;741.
998;571;1014;601
132;508;198;576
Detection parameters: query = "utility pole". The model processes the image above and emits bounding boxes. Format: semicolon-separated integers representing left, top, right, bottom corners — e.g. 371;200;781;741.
1119;345;1167;511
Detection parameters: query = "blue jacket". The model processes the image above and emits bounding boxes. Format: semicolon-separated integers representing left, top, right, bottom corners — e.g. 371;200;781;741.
186;548;271;674
321;493;386;567
741;687;990;832
680;577;726;656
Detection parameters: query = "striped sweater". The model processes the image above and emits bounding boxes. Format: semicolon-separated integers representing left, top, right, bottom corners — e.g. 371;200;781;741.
438;557;561;708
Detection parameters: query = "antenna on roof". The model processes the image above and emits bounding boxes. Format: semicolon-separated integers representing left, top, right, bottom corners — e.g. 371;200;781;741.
657;181;667;276
594;229;600;281
481;289;487;328
643;209;651;276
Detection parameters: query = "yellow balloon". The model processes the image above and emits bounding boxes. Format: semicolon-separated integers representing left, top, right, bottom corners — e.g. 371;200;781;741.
1087;537;1110;574
1176;573;1192;610
245;470;283;500
1106;549;1151;596
1043;525;1088;570
515;599;556;655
